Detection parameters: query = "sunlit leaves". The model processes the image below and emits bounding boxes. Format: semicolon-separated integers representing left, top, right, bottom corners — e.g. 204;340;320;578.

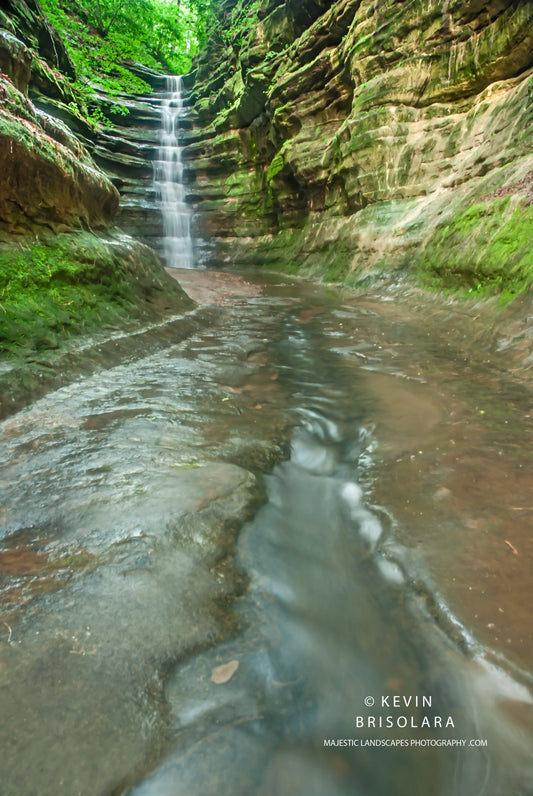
40;0;212;87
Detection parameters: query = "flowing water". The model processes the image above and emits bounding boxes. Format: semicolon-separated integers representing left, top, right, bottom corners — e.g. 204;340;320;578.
153;76;194;269
0;269;532;795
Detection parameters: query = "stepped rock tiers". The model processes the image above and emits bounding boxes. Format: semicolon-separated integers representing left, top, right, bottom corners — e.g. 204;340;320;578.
186;0;533;290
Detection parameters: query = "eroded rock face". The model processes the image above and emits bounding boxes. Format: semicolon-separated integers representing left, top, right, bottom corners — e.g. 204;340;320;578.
0;20;121;239
90;89;164;249
0;70;119;237
0;0;75;78
0;0;173;251
0;7;169;256
0;29;32;93
186;0;533;289
0;6;162;241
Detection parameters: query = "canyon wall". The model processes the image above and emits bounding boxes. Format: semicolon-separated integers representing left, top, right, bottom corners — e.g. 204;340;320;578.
186;0;533;294
0;24;119;237
0;1;191;358
0;1;167;242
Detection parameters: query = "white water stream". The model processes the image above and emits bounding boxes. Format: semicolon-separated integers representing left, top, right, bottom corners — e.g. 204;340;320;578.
154;75;194;269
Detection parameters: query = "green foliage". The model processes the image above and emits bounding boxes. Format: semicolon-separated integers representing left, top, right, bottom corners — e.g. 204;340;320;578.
207;0;262;49
227;0;262;47
39;0;212;121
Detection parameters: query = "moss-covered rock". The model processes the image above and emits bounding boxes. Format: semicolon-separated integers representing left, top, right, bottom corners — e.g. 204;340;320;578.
1;0;75;78
0;29;32;93
0;5;194;383
418;191;533;300
187;0;533;295
0;230;195;357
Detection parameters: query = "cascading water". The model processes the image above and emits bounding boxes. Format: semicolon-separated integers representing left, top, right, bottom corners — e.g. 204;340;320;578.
154;75;194;269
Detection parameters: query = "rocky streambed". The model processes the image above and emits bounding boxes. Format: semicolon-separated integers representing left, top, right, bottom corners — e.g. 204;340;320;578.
0;269;532;795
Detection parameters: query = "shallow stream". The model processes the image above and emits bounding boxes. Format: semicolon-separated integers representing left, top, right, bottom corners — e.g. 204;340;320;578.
0;269;531;795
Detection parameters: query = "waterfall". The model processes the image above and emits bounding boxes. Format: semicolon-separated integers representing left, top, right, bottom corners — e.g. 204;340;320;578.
154;75;194;269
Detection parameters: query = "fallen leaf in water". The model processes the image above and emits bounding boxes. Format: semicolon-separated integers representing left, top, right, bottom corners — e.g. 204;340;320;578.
211;660;239;684
0;548;50;575
2;621;12;643
504;540;518;555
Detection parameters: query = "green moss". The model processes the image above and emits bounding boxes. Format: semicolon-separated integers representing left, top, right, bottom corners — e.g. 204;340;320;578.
418;196;533;301
396;145;414;183
0;235;138;356
266;152;285;182
0;77;34;120
323;258;350;283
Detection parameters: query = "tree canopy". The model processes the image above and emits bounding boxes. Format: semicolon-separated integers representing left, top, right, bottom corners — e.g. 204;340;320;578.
40;0;212;96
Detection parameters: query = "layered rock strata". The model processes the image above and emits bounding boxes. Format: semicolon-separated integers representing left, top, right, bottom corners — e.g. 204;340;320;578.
0;29;119;236
186;0;533;291
0;0;179;245
90;74;167;250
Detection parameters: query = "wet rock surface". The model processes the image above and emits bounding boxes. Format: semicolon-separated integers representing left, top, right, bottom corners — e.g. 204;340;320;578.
0;68;119;236
0;268;531;794
0;269;291;794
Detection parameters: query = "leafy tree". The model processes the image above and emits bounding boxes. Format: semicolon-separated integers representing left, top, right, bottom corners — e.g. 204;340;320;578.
39;0;212;110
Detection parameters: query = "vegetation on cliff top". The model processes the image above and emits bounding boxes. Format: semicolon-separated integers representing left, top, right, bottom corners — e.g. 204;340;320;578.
40;0;212;99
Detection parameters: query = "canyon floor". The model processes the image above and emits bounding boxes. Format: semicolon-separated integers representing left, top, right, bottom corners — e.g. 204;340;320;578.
0;267;532;795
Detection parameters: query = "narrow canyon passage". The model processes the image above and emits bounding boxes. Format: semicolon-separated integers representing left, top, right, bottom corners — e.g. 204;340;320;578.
1;0;532;792
0;269;531;795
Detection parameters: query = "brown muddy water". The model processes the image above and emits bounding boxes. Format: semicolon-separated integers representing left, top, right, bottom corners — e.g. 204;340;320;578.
0;268;532;795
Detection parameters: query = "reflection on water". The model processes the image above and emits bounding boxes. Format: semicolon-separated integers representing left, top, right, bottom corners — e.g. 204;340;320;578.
0;271;532;795
130;407;533;796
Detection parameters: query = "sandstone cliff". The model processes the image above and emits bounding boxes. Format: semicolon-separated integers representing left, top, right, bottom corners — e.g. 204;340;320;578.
187;0;533;295
0;25;119;237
